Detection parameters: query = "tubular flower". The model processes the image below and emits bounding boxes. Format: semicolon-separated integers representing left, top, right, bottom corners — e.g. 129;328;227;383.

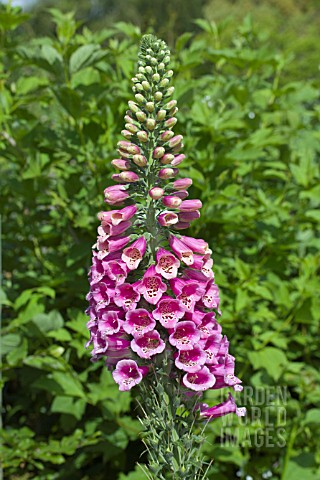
85;32;245;438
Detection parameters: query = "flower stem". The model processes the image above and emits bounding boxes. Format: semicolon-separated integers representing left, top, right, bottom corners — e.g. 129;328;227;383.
138;355;208;480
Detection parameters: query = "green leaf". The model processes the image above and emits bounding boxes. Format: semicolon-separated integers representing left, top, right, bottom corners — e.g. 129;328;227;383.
51;396;86;420
248;347;288;381
2;334;21;355
51;371;85;398
69;44;105;74
32;310;64;334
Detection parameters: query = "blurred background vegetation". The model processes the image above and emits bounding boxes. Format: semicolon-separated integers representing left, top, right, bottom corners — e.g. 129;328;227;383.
1;1;319;479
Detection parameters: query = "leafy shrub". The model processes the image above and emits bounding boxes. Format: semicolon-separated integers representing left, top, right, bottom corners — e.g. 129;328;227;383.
1;6;319;480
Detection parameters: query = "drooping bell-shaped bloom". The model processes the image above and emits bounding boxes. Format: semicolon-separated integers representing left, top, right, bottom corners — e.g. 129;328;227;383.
98;311;123;337
170;278;204;312
169;321;201;350
155;248;180;280
136;265;167;305
114;283;140;311
169;235;194;265
123;309;156;337
112;359;148;391
122;236;147;270
198;393;246;420
175;346;207;373
152;296;184;329
131;330;166;359
183;366;216;391
103;259;128;285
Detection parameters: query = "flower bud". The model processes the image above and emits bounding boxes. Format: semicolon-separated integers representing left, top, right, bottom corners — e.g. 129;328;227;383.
104;185;129;204
136;111;146;122
163;55;170;64
124;114;135;124
117;148;131;159
111;159;131;170
142;81;151;91
146;118;156;131
161;130;175;142
158;168;179;179
179;199;202;212
135;93;145;104
160;78;170;88
172;143;183;153
165;86;175;97
132;154;147;167
128;101;139;113
152;73;160;82
173;221;190;230
111;173;122;182
121;129;133;139
160;153;174;164
165;100;177;110
168;135;183;148
154;91;163;101
153;147;165;159
164;117;177;128
169;107;178;116
137;131;148;142
138;66;145;73
173;178;193;190
157;109;167;121
171;154;186;166
127;144;141;155
146;102;155;112
131;77;139;83
119;171;140;183
134;83;143;91
165;70;174;78
125;123;139;133
149;187;164;200
173;190;189;199
136;73;145;81
162;195;182;208
117;140;131;151
158;212;179;226
145;65;153;74
158;62;165;70
178;211;200;222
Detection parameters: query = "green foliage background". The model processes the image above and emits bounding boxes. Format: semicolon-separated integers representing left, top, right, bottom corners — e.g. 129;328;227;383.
1;4;320;480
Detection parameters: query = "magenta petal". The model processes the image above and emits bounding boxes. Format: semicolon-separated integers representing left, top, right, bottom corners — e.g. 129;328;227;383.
169;235;194;265
198;392;246;419
114;283;140;311
136;265;167;305
112;359;144;391
169;321;200;350
152;296;184;328
175;346;206;372
155;248;180;280
123;309;156;336
183;366;216;391
98;311;122;336
131;330;165;359
122;236;147;270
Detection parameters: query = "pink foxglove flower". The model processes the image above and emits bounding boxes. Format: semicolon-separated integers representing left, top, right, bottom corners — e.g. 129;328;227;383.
155;248;180;280
136;265;167;304
198;393;246;420
121;236;147;270
85;34;245;479
123;309;156;337
112;359;148;391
